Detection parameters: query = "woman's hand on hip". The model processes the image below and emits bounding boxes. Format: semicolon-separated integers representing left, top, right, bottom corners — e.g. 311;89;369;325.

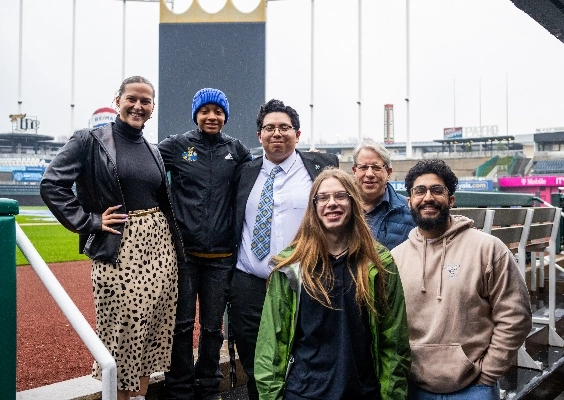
102;205;127;235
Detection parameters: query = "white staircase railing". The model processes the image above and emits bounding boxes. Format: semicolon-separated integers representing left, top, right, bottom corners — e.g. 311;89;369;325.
16;224;117;400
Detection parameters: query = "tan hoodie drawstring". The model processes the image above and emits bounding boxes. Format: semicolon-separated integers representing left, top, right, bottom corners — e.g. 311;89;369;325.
420;235;447;301
420;240;427;293
436;237;447;301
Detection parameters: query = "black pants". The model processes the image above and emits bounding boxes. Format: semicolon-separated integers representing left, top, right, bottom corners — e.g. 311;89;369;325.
165;255;233;400
228;269;267;400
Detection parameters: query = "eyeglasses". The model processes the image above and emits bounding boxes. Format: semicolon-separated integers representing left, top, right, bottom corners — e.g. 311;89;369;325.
411;184;449;198
313;191;351;206
261;124;294;134
355;164;387;172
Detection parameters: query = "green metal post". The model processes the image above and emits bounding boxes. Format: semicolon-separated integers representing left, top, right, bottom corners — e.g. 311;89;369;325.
0;198;19;399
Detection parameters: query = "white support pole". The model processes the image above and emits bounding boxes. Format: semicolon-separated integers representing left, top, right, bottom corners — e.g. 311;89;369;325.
405;0;412;158
530;252;539;292
538;254;545;289
70;0;76;135
479;77;482;135
453;78;456;127
122;0;126;81
357;0;362;141
506;72;509;136
18;0;24;114
309;0;315;150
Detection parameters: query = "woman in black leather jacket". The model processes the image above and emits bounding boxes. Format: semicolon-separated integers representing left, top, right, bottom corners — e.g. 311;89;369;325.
40;76;183;400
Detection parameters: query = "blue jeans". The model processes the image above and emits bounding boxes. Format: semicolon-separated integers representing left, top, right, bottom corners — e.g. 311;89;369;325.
164;254;233;400
408;381;500;400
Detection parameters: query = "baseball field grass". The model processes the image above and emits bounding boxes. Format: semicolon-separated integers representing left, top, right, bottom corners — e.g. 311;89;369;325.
15;207;88;266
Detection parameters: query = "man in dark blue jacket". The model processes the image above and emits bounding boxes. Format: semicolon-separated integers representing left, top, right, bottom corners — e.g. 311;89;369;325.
352;140;415;250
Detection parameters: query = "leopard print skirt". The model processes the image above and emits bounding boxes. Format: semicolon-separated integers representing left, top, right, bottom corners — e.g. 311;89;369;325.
91;209;178;392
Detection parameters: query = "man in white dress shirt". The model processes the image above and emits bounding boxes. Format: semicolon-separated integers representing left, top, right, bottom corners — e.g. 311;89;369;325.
229;99;339;400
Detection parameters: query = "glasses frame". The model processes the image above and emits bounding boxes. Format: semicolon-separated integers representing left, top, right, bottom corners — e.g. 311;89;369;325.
313;191;352;206
354;163;388;173
261;124;295;134
410;184;450;198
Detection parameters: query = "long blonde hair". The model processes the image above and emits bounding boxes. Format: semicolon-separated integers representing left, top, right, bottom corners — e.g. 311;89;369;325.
270;167;387;315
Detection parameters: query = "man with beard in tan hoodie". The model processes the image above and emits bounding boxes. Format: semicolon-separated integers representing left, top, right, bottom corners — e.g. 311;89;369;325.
391;159;532;400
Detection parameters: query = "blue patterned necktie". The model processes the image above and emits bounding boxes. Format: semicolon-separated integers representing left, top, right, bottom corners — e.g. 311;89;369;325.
251;166;282;260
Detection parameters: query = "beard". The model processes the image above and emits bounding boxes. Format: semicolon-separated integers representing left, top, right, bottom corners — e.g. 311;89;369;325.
410;202;450;231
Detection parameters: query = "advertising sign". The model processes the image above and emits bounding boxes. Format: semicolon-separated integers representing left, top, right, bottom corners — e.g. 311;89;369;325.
390;180;492;192
463;125;499;138
457;180;493;191
0;165;47;173
90;107;117;129
389;181;406;191
9;114;40;133
12;170;43;182
499;176;564;187
444;127;463;140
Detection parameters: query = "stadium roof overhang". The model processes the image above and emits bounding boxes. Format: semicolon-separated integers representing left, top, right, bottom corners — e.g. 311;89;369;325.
0;133;55;142
534;131;564;143
510;0;564;43
0;132;56;154
434;135;515;145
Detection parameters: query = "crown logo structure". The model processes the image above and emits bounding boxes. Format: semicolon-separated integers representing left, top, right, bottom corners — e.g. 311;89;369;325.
160;0;266;23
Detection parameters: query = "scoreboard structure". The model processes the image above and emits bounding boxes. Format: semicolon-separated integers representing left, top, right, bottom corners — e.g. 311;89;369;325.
158;0;266;148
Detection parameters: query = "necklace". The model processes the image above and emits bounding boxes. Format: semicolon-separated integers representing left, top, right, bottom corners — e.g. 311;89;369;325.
329;247;349;259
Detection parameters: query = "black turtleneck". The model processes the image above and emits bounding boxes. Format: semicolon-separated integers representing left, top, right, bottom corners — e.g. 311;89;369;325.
112;117;161;212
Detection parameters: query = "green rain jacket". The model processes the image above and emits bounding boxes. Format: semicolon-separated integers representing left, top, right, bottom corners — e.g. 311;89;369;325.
254;244;411;400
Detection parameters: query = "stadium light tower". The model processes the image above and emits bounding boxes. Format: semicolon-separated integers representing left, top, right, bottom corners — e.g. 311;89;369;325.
17;0;23;114
405;0;412;158
115;0;165;80
309;0;315;150
266;0;314;149
71;0;76;135
268;0;313;148
357;0;362;141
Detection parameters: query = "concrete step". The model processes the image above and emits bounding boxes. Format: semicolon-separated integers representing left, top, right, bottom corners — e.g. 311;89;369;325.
500;289;564;399
16;341;247;400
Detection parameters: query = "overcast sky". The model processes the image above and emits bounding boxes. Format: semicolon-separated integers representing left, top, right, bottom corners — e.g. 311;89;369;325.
1;0;564;146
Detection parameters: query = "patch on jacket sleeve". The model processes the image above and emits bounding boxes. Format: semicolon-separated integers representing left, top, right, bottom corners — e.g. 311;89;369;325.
182;147;198;162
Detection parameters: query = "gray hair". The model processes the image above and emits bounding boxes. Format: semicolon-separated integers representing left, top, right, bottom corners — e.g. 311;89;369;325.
352;140;391;167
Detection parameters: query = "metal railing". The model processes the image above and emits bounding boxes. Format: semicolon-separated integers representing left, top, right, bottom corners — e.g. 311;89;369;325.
15;224;117;399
